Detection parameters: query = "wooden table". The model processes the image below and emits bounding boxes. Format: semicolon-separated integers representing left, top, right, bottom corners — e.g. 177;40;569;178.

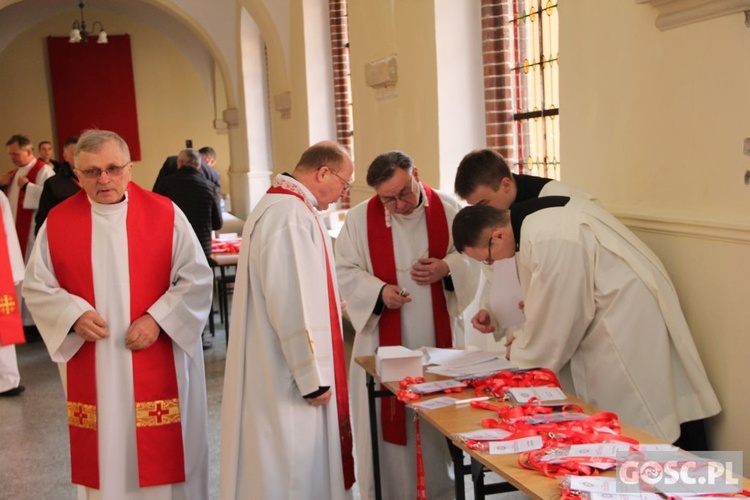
354;355;749;500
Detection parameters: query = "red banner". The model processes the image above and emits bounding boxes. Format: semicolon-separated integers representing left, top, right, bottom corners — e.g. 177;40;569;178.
47;35;141;161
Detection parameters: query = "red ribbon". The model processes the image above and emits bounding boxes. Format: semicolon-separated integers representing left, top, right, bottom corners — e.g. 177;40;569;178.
470;368;561;397
463;404;639;479
415;416;427;500
210;239;241;254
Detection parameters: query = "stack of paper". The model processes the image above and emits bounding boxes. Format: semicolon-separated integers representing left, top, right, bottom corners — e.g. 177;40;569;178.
423;347;516;379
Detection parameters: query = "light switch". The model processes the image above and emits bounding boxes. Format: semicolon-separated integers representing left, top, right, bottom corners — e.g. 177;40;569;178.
744;138;750;156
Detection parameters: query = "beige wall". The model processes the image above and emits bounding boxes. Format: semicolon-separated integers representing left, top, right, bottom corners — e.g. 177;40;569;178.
0;9;230;193
347;0;441;203
561;1;750;469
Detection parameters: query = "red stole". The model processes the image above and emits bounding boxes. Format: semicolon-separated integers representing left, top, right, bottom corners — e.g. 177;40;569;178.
0;201;24;346
47;183;185;489
266;185;356;490
6;158;46;258
366;184;452;445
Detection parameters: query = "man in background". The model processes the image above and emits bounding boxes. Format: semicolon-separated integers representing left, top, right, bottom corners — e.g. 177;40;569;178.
153;146;220;195
2;134;55;260
2;134;55;334
23;129;213;498
198;146;222;198
35;136;80;235
37;141;62;172
154;148;222;350
221;141;355;499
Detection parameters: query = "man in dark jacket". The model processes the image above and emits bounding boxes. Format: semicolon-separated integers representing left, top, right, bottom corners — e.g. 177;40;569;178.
154;148;223;349
154;148;223;259
35;136;81;235
152;149;220;195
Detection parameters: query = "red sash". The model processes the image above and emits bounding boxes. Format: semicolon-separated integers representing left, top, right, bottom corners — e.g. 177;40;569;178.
366;184;452;445
6;158;46;258
47;183;185;489
0;201;24;346
267;185;356;489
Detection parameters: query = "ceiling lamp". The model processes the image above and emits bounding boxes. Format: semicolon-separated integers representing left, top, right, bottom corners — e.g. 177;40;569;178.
69;1;108;44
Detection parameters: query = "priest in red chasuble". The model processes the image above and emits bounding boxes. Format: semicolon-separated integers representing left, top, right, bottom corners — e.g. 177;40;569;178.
221;141;355;500
334;151;478;500
22;129;213;499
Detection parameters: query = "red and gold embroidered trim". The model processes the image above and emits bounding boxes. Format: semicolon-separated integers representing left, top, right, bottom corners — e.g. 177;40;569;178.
67;402;97;430
0;294;18;315
135;398;181;427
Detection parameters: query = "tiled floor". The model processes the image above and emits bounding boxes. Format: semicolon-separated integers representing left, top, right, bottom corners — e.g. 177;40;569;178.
0;314;526;499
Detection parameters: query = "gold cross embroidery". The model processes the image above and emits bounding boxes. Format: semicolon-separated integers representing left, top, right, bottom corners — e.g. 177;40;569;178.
0;294;17;315
67;402;97;429
135;398;181;427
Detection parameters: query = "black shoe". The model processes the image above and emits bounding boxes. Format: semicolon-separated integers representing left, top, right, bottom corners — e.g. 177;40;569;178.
202;336;213;350
0;385;25;397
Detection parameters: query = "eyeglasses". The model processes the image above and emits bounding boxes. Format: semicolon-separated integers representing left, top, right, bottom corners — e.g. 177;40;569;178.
379;176;416;207
329;169;353;195
77;163;130;180
483;236;494;265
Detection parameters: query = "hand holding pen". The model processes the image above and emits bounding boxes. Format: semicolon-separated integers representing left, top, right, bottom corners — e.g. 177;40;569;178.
382;284;411;309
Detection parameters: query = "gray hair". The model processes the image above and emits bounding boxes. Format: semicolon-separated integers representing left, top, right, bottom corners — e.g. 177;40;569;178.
75;130;131;165
179;148;202;168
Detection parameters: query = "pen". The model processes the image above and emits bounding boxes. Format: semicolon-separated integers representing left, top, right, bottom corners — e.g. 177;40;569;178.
454;396;491;405
399;287;407;297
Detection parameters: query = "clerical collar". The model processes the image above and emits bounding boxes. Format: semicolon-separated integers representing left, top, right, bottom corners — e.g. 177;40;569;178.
88;190;130;212
511;173;553;207
509;196;570;250
275;172;318;209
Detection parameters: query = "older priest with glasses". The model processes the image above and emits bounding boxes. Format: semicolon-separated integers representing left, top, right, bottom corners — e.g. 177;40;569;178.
335;151;477;500
23;130;214;499
221;141;355;500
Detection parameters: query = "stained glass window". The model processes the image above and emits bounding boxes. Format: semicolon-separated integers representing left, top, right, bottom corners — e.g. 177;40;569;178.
509;0;559;178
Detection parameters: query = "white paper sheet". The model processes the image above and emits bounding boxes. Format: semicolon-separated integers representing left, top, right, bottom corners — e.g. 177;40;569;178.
488;435;543;454
489;257;526;328
456;428;512;441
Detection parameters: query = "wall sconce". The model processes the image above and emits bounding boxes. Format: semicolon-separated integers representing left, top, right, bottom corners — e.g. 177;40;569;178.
69;1;108;44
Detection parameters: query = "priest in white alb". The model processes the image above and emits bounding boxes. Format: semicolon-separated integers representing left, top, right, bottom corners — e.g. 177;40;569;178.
220;141;356;500
22;129;213;500
2;133;55;260
335;151;478;500
452;200;722;448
